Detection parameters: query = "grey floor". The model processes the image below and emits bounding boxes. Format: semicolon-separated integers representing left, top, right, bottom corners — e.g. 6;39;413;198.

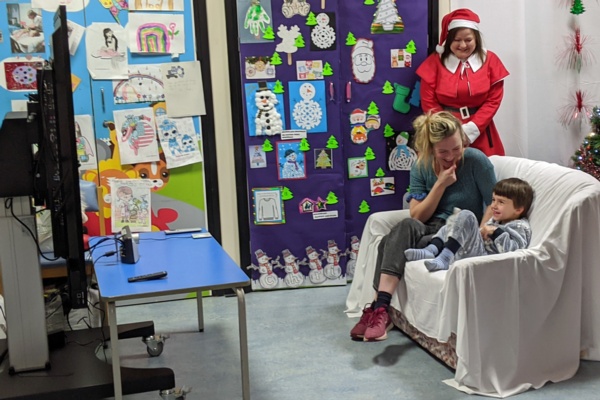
108;285;600;400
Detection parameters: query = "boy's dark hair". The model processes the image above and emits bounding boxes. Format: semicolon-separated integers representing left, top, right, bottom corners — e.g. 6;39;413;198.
493;178;534;218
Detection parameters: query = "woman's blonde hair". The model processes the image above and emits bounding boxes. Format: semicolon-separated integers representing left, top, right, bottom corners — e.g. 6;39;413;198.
413;111;467;166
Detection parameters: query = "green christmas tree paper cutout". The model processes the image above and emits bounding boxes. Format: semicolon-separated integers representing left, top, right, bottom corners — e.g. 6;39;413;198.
358;200;370;214
571;0;585;14
316;150;332;168
405;40;417;54
306;11;317;26
295;33;306;48
300;138;310;151
346;32;357;46
364;147;376;161
326;191;338;205
281;187;294;201
263;26;275;40
364;0;375;5
326;135;339;149
273;80;285;94
271;52;283;66
263;138;274;152
367;101;379;115
323;62;334;76
375;168;385;177
382;81;394;94
383;124;395;137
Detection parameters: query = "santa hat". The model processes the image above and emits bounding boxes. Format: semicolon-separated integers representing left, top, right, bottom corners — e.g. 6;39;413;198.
436;9;480;54
352;39;374;57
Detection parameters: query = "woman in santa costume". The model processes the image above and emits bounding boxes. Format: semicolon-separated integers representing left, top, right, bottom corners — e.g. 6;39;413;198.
416;8;509;156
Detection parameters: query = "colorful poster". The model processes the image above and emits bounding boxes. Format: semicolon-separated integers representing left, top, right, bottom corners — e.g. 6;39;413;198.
113;108;160;165
110;178;153;233
244;81;286;136
236;0;274;44
2;59;43;91
113;64;165;104
156;115;203;169
86;22;128;80
74;115;98;172
129;0;185;11
288;80;327;133
127;13;185;54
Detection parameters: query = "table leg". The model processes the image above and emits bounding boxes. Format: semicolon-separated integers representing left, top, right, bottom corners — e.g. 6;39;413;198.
196;290;204;332
107;302;123;400
236;287;250;400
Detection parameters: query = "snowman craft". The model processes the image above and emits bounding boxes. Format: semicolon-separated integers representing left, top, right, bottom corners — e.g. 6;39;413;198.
254;81;283;136
351;38;376;84
388;131;416;170
281;249;304;288
292;82;323;130
282;0;310;18
311;13;335;50
252;249;279;289
345;236;360;280
306;245;326;284
323;240;342;280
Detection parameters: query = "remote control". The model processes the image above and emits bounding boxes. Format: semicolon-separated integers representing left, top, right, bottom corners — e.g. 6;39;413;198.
128;271;168;282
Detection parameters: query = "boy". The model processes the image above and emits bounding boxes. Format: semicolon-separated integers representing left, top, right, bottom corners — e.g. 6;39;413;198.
404;178;534;271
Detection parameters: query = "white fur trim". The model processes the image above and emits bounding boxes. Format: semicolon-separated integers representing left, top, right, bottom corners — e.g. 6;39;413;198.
448;19;479;31
436;44;445;54
462;121;480;144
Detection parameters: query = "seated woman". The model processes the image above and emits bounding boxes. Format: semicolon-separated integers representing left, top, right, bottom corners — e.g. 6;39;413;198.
12;9;43;39
350;110;496;342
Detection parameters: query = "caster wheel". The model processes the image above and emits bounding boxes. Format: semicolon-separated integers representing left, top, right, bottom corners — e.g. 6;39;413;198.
147;341;164;357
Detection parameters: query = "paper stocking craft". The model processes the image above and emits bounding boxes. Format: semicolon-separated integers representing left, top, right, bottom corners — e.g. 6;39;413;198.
276;25;300;65
244;0;272;38
254;82;284;136
282;0;310;18
392;83;411;113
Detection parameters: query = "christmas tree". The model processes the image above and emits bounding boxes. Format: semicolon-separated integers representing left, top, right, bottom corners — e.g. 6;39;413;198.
323;62;334;76
405;40;416;54
572;106;600;180
316;150;332;168
371;0;404;33
295;33;306;48
271;52;283;66
367;101;379;115
382;81;394;94
375;167;385;177
300;138;310;151
346;32;357;46
263;138;274;152
571;0;585;15
326;135;339;149
263;26;275;40
306;11;317;26
281;187;294;200
273;80;285;94
364;0;375;5
326;191;338;204
358;200;370;214
364;147;376;160
383;124;395;137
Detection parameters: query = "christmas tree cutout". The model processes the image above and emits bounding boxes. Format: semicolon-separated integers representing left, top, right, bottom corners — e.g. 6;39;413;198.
306;11;317;26
358;200;370;214
364;0;375;5
263;138;274;152
375;168;385;177
384;124;395;137
263;26;275;40
346;32;357;46
405;40;417;54
382;81;394;94
271;52;283;66
326;191;338;204
300;138;310;151
281;187;294;200
323;62;334;76
371;0;404;33
364;147;376;161
367;101;379;115
316;150;332;168
571;0;585;15
295;33;306;49
273;80;285;94
326;135;339;149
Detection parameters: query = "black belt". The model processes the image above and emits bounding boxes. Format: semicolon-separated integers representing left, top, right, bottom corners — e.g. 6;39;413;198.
442;105;493;148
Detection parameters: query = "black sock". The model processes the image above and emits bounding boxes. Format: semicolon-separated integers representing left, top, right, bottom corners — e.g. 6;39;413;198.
372;291;392;310
431;237;444;253
445;237;461;254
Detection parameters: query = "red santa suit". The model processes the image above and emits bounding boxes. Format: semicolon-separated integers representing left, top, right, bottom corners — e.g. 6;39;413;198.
416;50;509;156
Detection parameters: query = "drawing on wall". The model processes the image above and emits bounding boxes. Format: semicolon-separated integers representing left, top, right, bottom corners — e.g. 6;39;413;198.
310;12;336;51
74;115;97;172
237;0;273;44
348;157;368;179
113;65;165;104
129;0;184;11
67;19;85;56
127;13;185;54
110;178;153;232
2;59;43;91
86;22;128;80
314;148;332;169
161;61;206;117
244;81;286;137
156;115;203;169
253;187;285;225
370;177;395;196
296;60;323;80
32;0;89;12
351;38;376;84
288;80;327;133
245;56;276;79
249;145;267;168
113;108;160;165
97;0;129;24
277;140;306;180
6;5;45;54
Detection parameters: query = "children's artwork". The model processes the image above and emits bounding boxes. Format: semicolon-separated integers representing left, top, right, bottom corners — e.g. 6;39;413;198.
156;115;203;168
349;106;381;144
161;61;206;117
113;108;160;165
370;177;395;196
314;148;332;169
86;23;128;80
351;38;375;84
245;56;276;79
97;0;129;24
275;24;300;65
282;0;310;18
289;80;327;133
113;64;165;104
67;20;85;56
296;60;323;80
127;13;185;54
387;131;417;170
371;0;404;33
129;0;185;11
298;197;326;213
74;115;97;172
253;187;285;224
310;12;336;51
2;59;44;91
277;140;306;180
348;157;368;179
6;5;45;54
249;145;267;168
244;81;286;136
390;49;412;68
237;0;273;44
32;1;89;12
110;178;153;233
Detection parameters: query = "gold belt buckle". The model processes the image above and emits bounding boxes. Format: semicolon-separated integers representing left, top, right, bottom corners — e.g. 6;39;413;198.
459;106;470;120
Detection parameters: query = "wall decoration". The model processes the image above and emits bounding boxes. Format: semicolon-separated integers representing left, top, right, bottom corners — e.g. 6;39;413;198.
247;249;282;289
3;59;43;91
370;176;395;196
275;24;300;65
277;140;306;180
67;19;85;56
371;0;404;33
392;82;411;113
282;0;310;18
305;246;326;284
387;130;417;170
296;60;323;80
245;56;276;79
128;13;185;54
349;106;380;144
6;5;45;54
238;0;273;44
279;249;305;287
97;0;129;24
32;0;90;12
245;81;285;136
113;108;160;165
75;115;98;172
323;239;342;280
253;187;285;225
129;0;185;11
351;38;375;83
348;157;368;179
310;12;336;51
161;61;206;117
314;148;332;169
113;64;165;104
289;80;327;132
249;145;267;168
345;236;360;280
156;115;203;168
390;48;412;68
86;22;128;80
110;178;153;233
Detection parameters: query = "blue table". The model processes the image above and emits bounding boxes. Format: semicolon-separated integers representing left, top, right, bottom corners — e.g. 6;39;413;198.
91;232;251;400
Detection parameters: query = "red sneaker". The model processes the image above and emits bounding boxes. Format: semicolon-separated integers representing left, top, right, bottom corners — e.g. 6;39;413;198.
363;306;392;341
350;305;374;339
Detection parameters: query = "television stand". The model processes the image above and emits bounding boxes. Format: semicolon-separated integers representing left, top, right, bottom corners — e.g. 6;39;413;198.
0;322;175;400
